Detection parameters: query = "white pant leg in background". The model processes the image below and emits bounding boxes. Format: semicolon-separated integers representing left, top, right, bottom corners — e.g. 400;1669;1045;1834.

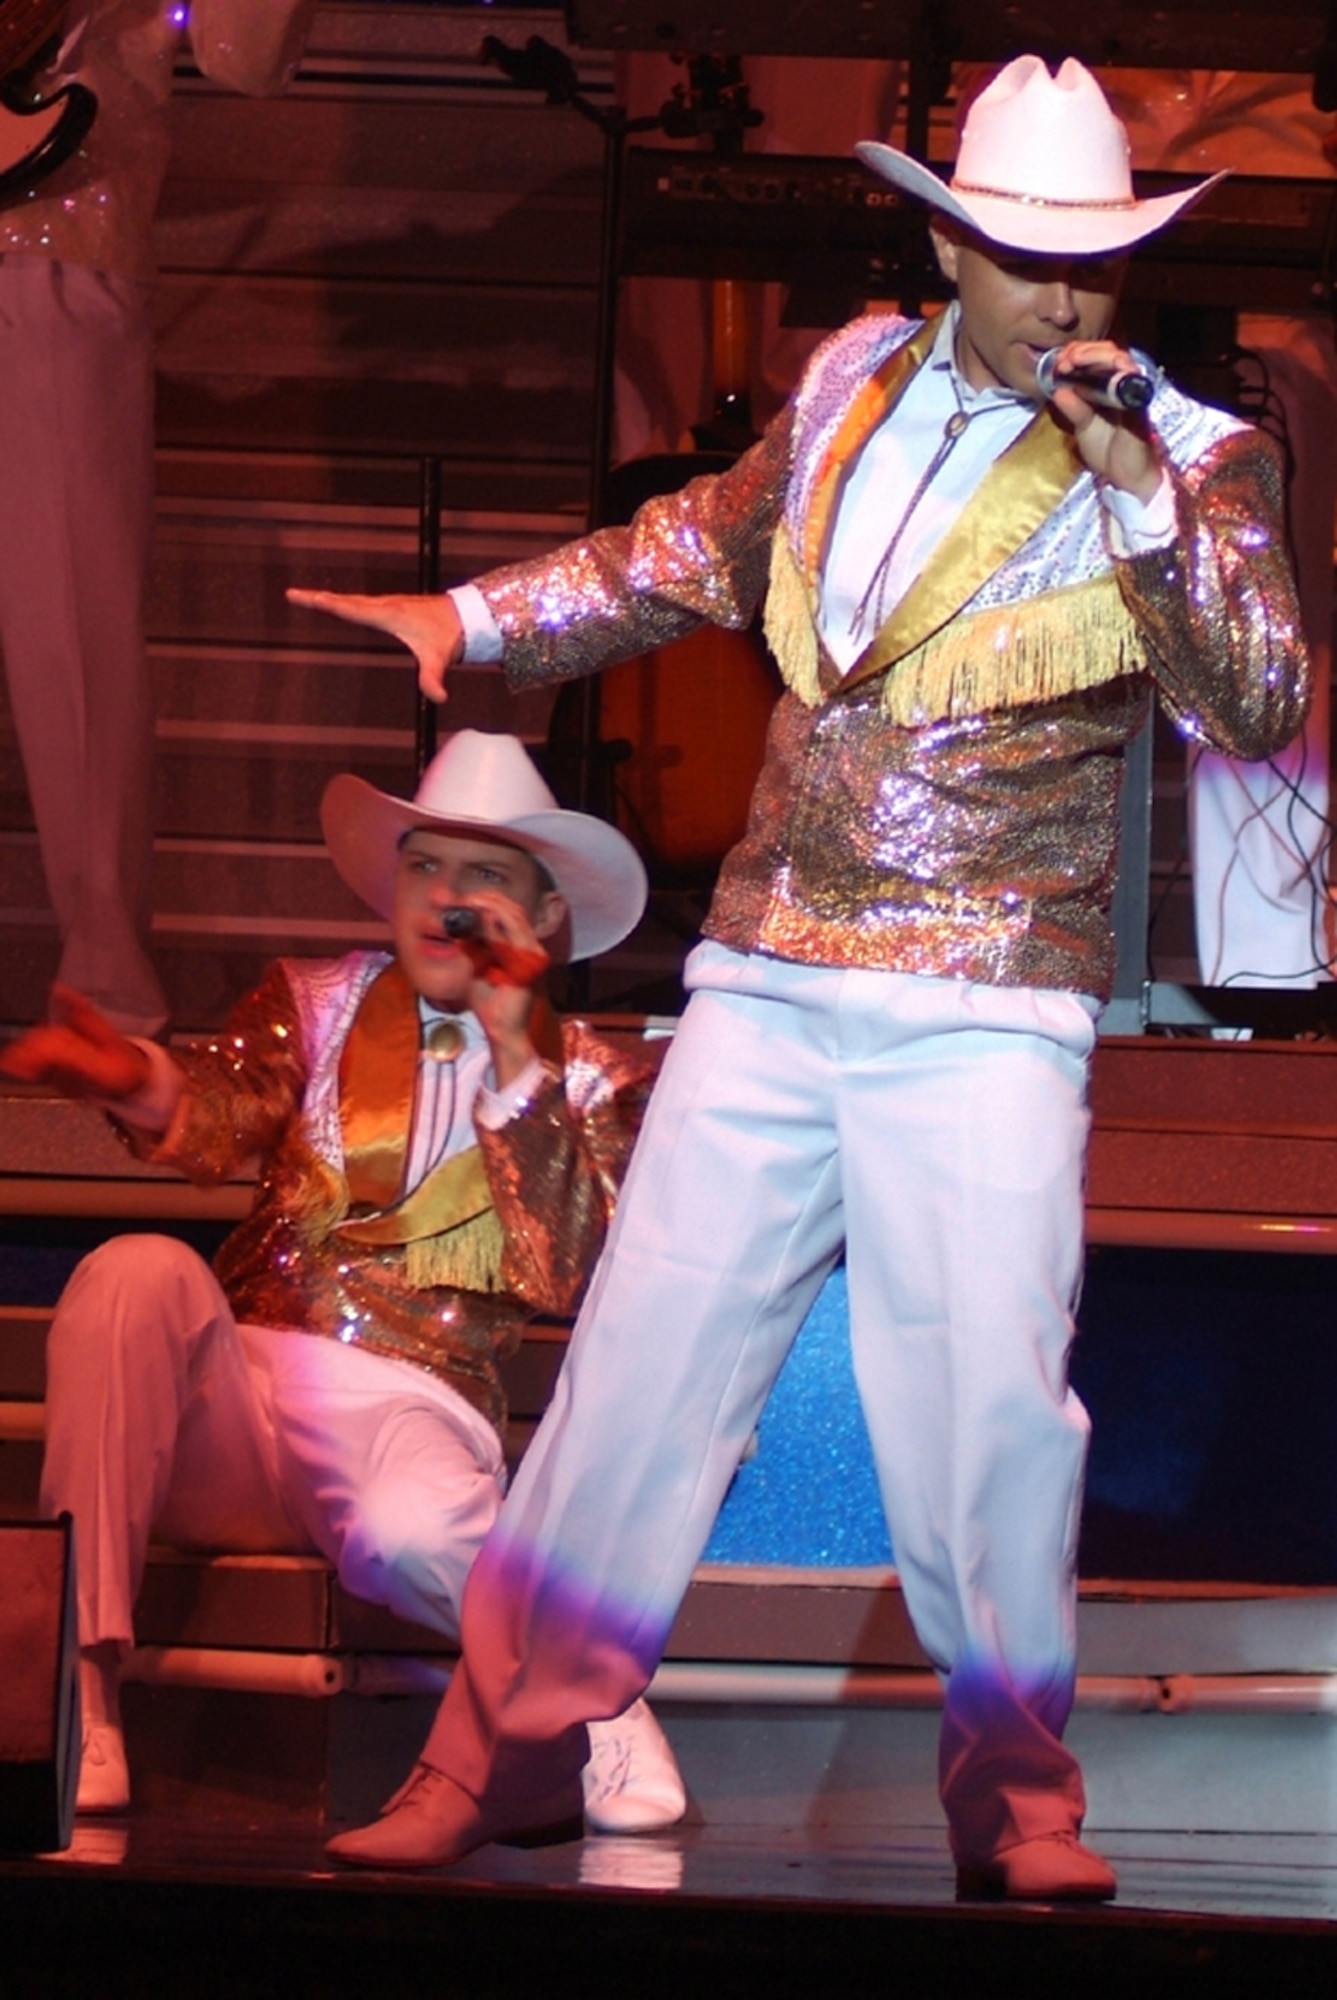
255;1328;506;1643
41;1233;506;1651
40;1235;301;1652
0;256;165;1035
1190;314;1336;988
428;947;1094;1862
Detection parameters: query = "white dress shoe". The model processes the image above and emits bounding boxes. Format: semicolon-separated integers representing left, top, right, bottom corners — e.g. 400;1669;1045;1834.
76;1723;130;1815
582;1698;687;1834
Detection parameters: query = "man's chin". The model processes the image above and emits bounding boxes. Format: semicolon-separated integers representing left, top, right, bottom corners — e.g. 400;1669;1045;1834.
399;954;472;1014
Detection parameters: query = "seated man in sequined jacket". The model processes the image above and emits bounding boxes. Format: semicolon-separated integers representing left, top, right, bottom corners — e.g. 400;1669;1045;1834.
286;59;1311;1901
0;729;686;1832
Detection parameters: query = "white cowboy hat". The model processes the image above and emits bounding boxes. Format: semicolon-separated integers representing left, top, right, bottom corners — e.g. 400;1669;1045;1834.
322;730;648;961
856;55;1226;256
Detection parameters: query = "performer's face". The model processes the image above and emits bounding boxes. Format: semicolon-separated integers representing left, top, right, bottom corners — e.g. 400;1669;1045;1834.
392;829;564;1008
930;224;1125;398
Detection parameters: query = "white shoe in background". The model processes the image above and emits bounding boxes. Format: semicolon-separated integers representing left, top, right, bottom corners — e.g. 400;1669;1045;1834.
76;1722;130;1815
582;1698;687;1834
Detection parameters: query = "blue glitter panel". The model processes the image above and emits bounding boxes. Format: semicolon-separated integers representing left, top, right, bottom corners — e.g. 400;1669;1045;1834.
702;1264;894;1567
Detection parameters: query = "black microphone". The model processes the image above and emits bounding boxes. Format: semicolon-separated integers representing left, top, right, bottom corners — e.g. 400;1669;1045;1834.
441;906;479;940
1035;348;1157;413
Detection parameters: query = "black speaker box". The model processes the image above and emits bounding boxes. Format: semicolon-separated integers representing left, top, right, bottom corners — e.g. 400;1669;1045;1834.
0;1515;79;1852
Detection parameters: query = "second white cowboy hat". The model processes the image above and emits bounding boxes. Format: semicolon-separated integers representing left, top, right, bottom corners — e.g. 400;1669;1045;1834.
322;730;648;961
856;55;1225;256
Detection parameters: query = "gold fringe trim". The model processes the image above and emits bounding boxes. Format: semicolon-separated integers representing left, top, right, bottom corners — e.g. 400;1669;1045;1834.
875;577;1144;727
292;1149;507;1294
293;1153;350;1239
405;1207;507;1292
763;535;823;708
764;537;1144;726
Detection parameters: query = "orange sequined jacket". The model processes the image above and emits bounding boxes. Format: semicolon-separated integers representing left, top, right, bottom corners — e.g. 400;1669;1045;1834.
479;315;1310;1001
132;952;653;1434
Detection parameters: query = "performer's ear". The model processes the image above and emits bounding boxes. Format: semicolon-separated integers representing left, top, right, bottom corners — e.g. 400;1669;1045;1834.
929;219;961;284
533;890;567;944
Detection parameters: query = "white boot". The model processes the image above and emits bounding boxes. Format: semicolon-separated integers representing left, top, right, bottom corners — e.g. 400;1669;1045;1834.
77;1723;130;1815
76;1646;130;1814
582;1698;686;1834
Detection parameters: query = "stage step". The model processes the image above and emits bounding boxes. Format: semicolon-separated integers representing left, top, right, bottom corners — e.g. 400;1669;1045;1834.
9;1026;1337;1239
9;1262;1337;1837
78;1575;1337;1837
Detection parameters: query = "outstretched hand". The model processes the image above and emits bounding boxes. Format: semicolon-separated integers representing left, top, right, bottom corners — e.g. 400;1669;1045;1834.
286;588;465;702
0;986;152;1101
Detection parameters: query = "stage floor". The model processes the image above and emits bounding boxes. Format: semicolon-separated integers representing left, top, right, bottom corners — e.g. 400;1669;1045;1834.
5;1810;1337;1996
27;1812;1337;1919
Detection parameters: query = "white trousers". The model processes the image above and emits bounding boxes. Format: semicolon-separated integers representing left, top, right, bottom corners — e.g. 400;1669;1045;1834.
429;944;1095;1864
0;256;166;1034
40;1235;506;1652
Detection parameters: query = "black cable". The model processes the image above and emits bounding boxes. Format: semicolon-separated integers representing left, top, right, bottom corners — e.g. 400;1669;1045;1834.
1183;738;1336;988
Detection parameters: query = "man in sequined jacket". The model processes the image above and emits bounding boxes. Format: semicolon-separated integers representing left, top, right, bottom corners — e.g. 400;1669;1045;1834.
289;60;1310;1900
0;730;685;1833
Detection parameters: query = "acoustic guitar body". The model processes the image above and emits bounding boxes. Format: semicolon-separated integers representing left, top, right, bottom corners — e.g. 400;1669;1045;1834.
0;86;96;201
0;0;97;207
555;216;777;886
0;0;73;76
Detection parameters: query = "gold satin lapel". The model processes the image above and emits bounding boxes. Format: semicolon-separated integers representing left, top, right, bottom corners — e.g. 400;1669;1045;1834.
337;976;559;1247
803;320;940;582
338;962;421;1211
841;405;1081;695
335;1143;493;1248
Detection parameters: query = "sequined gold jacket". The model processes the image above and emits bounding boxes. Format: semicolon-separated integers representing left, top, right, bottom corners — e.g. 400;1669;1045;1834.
482;315;1310;999
130;952;652;1434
